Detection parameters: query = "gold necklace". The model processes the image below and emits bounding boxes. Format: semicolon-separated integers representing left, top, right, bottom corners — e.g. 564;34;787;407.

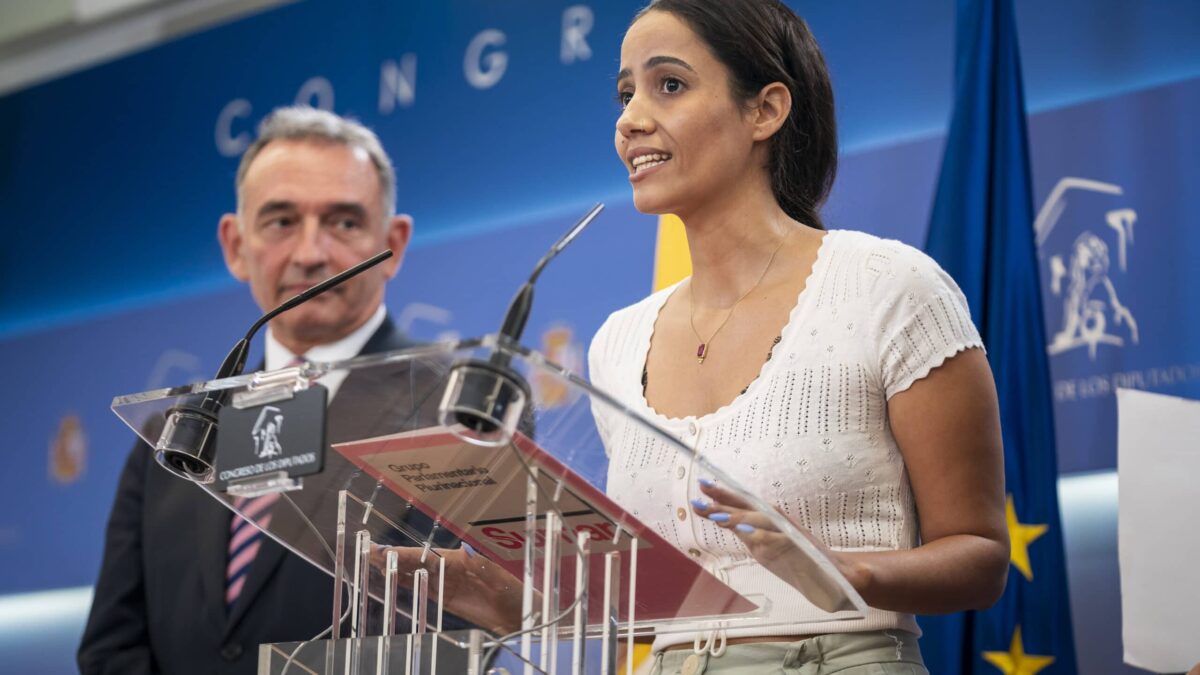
689;229;790;365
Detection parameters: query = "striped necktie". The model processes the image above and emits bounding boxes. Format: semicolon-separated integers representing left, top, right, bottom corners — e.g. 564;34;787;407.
225;492;282;611
224;354;304;611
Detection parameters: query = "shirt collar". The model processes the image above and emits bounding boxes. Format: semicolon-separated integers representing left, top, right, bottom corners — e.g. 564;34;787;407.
264;305;387;371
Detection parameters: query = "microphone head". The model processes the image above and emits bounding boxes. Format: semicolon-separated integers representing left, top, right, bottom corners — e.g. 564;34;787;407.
438;359;531;448
154;403;219;483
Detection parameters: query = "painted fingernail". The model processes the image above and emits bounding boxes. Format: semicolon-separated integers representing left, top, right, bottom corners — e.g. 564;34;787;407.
735;523;755;533
690;499;710;510
707;512;731;523
463;542;477;558
698;478;716;488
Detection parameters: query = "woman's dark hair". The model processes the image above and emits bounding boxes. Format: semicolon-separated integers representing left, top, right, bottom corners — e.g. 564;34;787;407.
636;0;837;229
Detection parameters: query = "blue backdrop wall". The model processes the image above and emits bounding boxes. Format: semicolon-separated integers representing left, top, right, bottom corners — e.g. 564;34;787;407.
1;1;1197;673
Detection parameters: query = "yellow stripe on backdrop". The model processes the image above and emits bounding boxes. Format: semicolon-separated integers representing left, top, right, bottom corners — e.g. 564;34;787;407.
619;642;655;675
600;221;686;675
652;214;692;291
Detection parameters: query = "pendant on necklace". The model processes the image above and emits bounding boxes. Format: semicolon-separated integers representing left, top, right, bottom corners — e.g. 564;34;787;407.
697;343;707;364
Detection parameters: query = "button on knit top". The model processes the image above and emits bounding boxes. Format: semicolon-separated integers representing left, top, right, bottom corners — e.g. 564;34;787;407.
587;230;983;649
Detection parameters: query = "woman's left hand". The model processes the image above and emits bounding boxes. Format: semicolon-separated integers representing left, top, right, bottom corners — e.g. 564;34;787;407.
691;480;867;599
372;543;527;635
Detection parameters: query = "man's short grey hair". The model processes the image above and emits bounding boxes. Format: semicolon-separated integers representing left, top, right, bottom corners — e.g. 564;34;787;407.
235;106;396;218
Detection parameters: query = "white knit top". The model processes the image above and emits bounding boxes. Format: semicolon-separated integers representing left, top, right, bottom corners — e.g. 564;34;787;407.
587;230;983;648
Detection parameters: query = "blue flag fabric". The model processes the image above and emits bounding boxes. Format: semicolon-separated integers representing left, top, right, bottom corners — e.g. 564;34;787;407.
920;0;1078;673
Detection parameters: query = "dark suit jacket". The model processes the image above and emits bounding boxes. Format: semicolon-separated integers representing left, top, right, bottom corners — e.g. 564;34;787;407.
78;318;463;675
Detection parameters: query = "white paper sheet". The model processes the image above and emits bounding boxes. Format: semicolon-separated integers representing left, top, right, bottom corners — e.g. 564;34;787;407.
1117;388;1200;672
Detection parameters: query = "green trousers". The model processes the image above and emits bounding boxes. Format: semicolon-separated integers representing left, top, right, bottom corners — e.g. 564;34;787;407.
650;631;927;675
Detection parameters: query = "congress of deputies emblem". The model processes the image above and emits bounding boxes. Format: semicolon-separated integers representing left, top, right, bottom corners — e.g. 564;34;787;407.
535;323;585;408
251;406;286;459
1036;177;1139;360
49;413;87;484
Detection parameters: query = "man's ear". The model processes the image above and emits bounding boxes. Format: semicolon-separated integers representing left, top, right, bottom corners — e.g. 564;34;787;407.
750;82;792;142
217;214;250;281
383;214;414;278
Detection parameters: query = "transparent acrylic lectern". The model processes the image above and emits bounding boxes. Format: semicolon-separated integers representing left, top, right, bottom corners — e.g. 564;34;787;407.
112;336;866;674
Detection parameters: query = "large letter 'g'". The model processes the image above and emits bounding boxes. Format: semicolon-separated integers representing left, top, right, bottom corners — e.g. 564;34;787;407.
464;29;507;90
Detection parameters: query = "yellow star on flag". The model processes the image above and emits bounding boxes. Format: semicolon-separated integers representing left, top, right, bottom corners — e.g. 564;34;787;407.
982;625;1055;675
1006;494;1048;581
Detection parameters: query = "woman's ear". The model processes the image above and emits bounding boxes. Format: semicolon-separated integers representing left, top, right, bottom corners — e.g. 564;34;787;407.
750;82;792;142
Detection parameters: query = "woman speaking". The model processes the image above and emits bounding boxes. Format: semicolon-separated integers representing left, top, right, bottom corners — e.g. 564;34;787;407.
587;0;1009;672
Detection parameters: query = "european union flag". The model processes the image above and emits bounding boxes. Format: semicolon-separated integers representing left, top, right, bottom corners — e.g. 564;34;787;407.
920;0;1078;673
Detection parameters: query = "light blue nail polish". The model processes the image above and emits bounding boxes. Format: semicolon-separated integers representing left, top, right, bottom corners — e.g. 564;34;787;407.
690;499;709;510
463;542;477;557
735;523;755;533
708;512;731;523
698;478;716;488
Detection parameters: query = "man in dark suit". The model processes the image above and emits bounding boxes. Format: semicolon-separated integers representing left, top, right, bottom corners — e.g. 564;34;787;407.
79;107;454;674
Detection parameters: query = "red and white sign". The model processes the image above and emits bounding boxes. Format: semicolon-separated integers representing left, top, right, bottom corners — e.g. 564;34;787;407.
334;427;756;622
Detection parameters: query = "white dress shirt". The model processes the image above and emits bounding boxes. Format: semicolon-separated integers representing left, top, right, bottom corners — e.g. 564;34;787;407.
263;305;387;401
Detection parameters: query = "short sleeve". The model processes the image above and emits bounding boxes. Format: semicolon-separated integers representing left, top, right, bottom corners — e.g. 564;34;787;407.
871;243;984;399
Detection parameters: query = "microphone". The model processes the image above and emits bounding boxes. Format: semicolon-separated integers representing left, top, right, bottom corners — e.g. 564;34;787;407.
441;204;604;443
497;203;604;346
155;250;395;483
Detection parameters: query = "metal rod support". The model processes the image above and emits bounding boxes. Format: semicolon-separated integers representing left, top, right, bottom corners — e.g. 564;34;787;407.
383;550;399;636
352;530;371;639
540;510;562;673
626;537;638;675
521;471;539;675
332;492;348;640
433;555;445;674
600;551;621;675
570;531;591;675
